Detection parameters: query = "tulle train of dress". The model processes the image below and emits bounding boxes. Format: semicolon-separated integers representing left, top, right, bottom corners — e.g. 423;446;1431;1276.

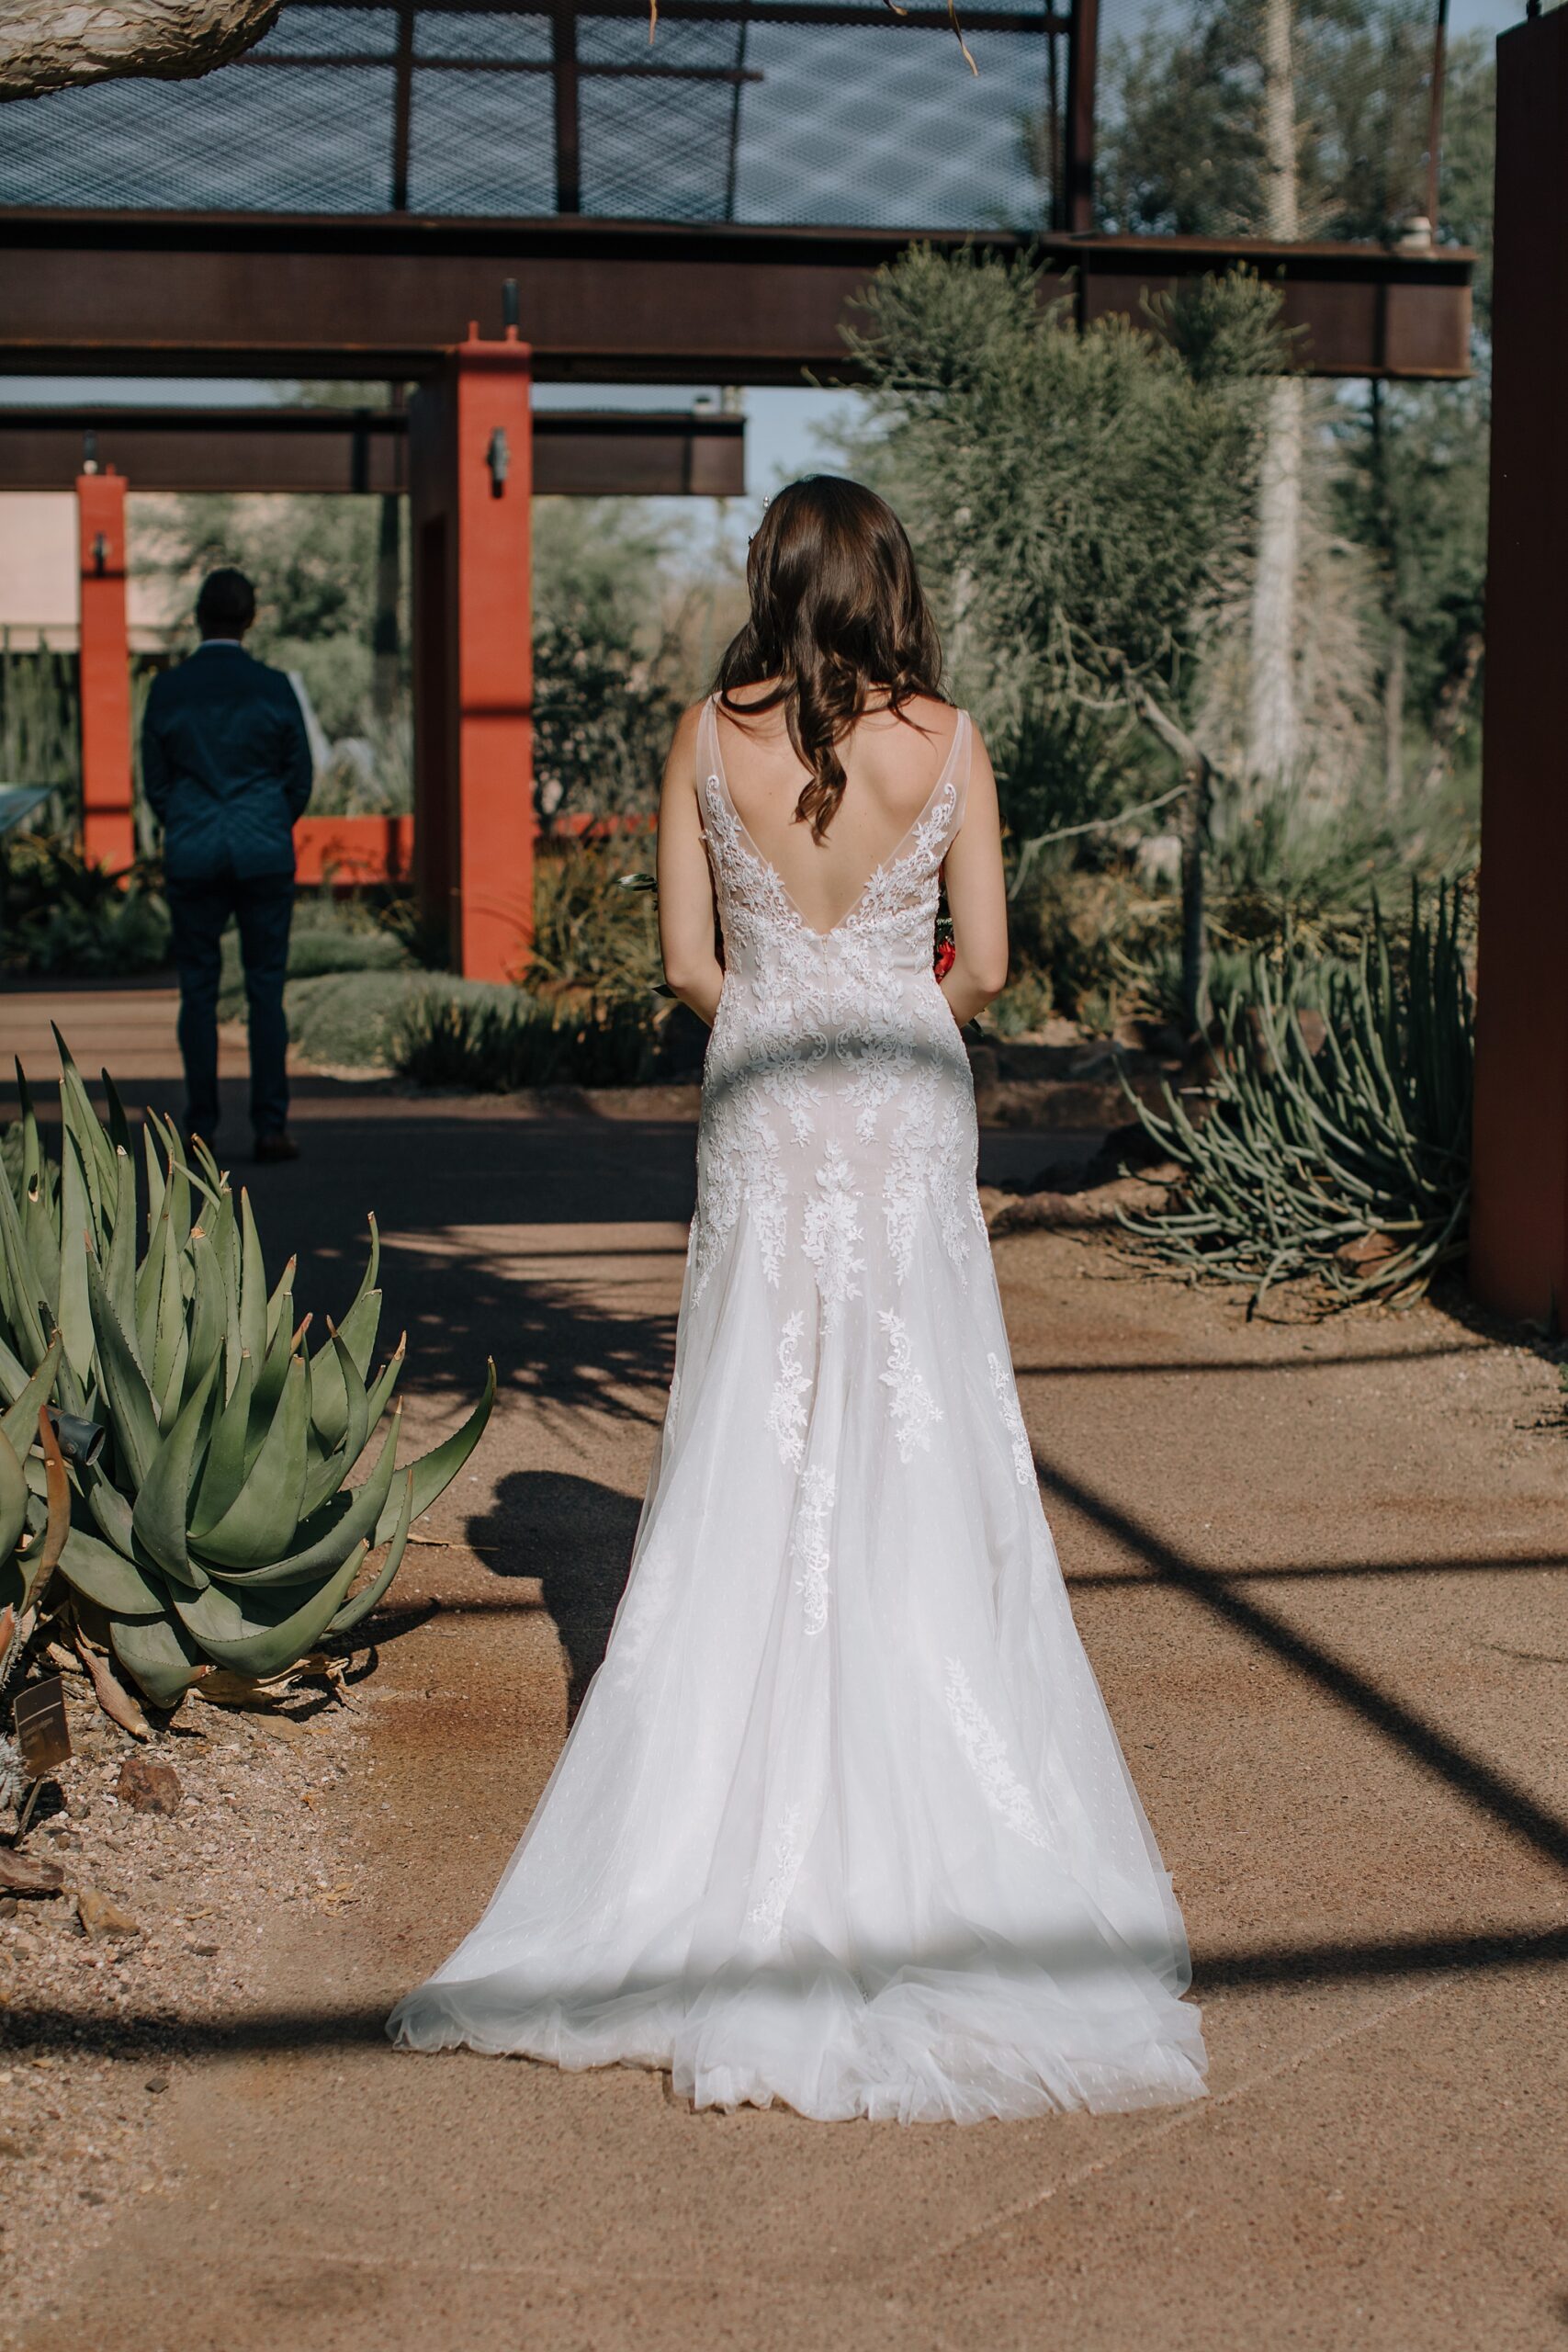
388;703;1208;2121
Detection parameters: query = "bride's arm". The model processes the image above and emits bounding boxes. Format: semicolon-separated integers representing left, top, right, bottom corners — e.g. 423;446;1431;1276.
940;729;1010;1026
657;704;726;1027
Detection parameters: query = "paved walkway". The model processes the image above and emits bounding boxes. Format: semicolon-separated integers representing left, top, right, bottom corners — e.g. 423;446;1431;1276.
6;988;1568;2349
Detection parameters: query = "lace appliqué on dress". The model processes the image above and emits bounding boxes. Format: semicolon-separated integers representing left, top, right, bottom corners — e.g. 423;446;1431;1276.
944;1657;1049;1849
879;1311;942;1464
803;1142;864;1323
988;1351;1036;1487
747;1804;806;1939
791;1464;835;1637
766;1310;811;1469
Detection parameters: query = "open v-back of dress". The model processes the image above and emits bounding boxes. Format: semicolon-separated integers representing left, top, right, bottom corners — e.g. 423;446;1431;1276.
388;697;1208;2122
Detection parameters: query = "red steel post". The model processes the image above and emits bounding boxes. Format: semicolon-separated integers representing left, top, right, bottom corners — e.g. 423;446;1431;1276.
75;466;135;871
453;325;535;980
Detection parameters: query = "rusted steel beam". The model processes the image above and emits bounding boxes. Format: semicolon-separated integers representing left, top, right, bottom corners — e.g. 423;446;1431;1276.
0;216;1473;382
0;405;747;495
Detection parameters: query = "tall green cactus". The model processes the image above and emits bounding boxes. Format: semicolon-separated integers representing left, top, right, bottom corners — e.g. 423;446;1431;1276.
0;1035;494;1710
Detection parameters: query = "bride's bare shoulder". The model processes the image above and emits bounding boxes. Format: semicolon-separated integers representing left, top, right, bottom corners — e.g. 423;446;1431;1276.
895;691;959;741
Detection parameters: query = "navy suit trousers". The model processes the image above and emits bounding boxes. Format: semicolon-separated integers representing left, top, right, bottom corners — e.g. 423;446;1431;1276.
166;868;294;1143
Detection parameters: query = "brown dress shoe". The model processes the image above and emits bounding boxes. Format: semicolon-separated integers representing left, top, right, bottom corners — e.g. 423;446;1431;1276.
254;1131;300;1165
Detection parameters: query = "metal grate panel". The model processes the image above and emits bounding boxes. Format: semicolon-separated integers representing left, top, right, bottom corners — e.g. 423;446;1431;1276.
409;68;558;210
0;62;398;211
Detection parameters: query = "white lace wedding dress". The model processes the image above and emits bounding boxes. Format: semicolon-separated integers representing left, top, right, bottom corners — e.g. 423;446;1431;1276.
389;700;1208;2121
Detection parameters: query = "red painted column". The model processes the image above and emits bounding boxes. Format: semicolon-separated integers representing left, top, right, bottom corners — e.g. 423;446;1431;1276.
453;326;535;981
1470;8;1568;1323
75;467;135;872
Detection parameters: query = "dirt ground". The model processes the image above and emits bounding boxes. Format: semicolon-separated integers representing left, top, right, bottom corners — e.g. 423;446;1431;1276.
3;1006;1567;2352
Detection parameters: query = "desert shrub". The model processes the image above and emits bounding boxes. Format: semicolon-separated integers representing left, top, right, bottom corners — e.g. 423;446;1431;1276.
987;968;1057;1039
0;641;78;807
216;910;410;1019
528;837;662;998
392;986;665;1090
0;831;170;976
1008;865;1172;1028
278;969;432;1069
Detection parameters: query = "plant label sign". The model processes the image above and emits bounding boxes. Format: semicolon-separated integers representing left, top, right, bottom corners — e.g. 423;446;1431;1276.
14;1674;71;1777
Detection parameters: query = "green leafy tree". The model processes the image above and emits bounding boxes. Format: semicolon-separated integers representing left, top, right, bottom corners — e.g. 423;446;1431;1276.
840;248;1283;842
1089;0;1494;812
151;492;389;744
533;499;692;820
1094;0;1481;248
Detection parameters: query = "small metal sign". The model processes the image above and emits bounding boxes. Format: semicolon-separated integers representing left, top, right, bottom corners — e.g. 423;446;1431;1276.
14;1674;71;1778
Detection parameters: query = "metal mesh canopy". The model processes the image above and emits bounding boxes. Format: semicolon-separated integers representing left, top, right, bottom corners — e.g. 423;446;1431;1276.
0;0;1057;228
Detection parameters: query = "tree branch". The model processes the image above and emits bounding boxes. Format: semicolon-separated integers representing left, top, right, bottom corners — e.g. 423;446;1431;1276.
0;0;280;103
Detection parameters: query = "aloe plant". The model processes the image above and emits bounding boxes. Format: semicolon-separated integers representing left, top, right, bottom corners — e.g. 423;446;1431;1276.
1117;883;1474;1310
0;1357;70;1693
0;1033;494;1711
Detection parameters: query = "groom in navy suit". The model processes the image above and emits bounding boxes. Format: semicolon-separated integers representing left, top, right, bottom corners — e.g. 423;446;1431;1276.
141;569;313;1163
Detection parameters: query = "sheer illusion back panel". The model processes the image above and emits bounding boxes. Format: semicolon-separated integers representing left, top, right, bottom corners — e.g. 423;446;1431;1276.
709;697;968;940
386;693;1208;2123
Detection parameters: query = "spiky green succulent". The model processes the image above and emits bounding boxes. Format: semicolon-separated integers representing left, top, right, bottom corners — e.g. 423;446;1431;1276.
1117;882;1473;1309
0;1339;70;1690
0;1033;494;1709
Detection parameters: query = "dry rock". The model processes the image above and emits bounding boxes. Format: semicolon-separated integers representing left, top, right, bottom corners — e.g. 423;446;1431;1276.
115;1757;182;1816
0;1847;65;1896
74;1887;141;1942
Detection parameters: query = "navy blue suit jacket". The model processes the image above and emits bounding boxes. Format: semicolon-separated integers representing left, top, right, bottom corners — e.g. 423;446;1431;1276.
141;644;312;883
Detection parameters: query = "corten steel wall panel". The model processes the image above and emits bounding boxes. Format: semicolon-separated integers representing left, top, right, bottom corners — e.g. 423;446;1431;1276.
1471;8;1568;1322
0;216;1473;384
453;331;536;982
293;816;414;887
75;469;135;871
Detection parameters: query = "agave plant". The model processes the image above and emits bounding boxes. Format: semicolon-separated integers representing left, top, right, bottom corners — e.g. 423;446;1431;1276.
1118;883;1474;1310
0;1033;494;1712
0;1363;71;1694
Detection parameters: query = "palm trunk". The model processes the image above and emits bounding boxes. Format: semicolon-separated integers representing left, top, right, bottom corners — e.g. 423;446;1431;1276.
1246;0;1301;800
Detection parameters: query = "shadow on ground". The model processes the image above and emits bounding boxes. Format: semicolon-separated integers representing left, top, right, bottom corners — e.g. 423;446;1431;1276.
468;1470;644;1714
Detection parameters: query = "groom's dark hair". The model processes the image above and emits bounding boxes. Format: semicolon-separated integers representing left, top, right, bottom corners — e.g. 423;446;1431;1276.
196;567;257;639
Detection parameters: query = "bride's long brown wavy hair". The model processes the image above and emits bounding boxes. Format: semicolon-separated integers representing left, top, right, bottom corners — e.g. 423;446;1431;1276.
716;476;944;842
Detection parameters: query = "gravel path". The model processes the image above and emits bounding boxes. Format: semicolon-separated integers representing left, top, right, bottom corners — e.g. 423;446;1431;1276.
2;1011;1566;2351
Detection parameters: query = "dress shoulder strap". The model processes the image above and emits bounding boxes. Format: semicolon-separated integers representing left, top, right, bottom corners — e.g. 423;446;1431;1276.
696;693;718;789
946;709;974;835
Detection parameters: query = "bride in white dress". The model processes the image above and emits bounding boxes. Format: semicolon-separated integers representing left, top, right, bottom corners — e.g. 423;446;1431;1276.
389;477;1208;2121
